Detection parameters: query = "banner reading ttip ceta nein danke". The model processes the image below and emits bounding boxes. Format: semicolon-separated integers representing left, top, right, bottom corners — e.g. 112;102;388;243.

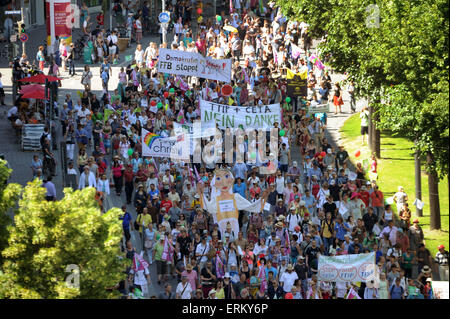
318;252;377;283
200;100;281;130
46;0;72;48
157;48;232;83
141;128;189;160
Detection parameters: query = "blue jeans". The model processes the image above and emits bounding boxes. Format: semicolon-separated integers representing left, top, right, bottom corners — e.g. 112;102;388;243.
323;237;334;256
68;59;75;75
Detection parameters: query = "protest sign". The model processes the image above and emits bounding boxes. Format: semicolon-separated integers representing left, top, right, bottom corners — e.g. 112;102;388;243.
286;68;307;97
141;128;189;160
318;252;376;283
432;281;449;299
200;100;281;130
157;48;232;83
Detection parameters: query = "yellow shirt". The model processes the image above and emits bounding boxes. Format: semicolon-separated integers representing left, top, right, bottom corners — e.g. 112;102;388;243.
321;220;335;238
137;214;152;233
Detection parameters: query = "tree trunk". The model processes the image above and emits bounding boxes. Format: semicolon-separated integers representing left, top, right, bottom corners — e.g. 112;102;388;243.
368;103;381;158
427;152;441;230
414;144;422;217
368;98;373;152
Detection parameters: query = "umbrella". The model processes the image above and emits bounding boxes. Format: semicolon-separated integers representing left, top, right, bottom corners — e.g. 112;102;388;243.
18;73;61;84
19;84;48;100
223;25;238;33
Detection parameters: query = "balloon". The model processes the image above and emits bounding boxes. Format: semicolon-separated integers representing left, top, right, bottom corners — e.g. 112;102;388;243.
216;15;222;22
150;100;157;106
197;16;203;23
157;102;163;108
197;8;202;15
320;151;326;157
355;150;361;158
279;130;285;137
127;149;133;156
169;88;175;93
163;91;169;98
286;97;291;103
250;152;256;159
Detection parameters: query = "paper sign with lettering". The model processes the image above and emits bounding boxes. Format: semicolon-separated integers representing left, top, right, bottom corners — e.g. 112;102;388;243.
141;128;189;159
200;100;281;130
318;252;376;283
157;48;232;83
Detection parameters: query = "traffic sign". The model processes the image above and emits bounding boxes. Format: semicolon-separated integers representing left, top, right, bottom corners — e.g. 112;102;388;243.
5;10;21;15
20;33;28;42
10;35;17;43
158;12;170;24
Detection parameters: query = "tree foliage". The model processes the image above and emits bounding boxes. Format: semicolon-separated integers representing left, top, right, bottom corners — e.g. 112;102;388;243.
276;0;449;177
0;173;128;299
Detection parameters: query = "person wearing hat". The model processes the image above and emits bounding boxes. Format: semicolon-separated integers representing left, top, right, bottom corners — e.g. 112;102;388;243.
390;277;405;299
408;218;424;252
393;186;408;214
134;182;148;213
286;206;301;233
336;145;349;169
364;279;379;299
417;243;433;275
223;272;237;299
176;274;193;299
434;244;449;281
286;161;301;183
280;264;298;293
207;288;217;299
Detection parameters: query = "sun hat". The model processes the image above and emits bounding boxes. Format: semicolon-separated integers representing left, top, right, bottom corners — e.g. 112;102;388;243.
413;219;420;224
438;244;445;250
208;289;217;296
275;222;283;228
286;264;294;271
299;200;306;206
224;272;231;278
186;264;193;271
294;225;300;232
278;215;286;221
293;161;298;167
426;278;432;282
350;192;360;200
421;266;432;274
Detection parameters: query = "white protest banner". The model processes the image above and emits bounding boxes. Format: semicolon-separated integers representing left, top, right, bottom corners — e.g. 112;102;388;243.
141;128;189;160
432;281;449;299
173;121;216;155
200;100;281;130
318;252;376;283
157;48;232;83
173;121;216;138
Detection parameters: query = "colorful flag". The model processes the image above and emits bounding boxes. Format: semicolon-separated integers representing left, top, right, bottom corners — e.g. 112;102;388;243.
175;75;189;91
309;54;325;70
228;97;234;105
177;108;185;124
103;109;114;122
161;236;174;262
215;254;225;279
346;287;361;299
291;43;302;59
132;252;149;272
258;265;267;293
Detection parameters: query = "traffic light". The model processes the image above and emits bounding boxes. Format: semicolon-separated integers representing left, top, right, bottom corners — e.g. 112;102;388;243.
16;20;25;37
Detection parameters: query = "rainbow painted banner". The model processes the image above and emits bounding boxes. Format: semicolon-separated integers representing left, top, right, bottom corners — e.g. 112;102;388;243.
141;128;189;159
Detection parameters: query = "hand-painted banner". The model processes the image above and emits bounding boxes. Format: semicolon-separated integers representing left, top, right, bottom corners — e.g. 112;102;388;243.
141;128;189;160
318;252;376;283
200;100;281;130
173;121;217;155
157;48;232;83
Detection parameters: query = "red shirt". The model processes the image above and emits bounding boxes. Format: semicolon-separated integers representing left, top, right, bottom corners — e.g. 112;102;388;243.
124;170;134;183
370;190;384;207
160;199;173;211
360;191;370;208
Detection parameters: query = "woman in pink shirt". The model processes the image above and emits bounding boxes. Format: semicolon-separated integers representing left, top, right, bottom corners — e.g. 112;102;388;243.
111;156;123;196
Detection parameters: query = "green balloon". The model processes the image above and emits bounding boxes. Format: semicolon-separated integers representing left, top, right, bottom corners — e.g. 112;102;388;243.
127;149;133;156
169;88;175;93
157;102;163;108
279;130;285;137
217;15;222;22
286;97;291;103
250;152;256;159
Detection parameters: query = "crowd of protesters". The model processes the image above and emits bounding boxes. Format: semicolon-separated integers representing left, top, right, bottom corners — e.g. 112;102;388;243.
8;0;447;300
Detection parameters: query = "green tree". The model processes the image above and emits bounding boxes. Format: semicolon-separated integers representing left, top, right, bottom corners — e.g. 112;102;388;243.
0;177;129;299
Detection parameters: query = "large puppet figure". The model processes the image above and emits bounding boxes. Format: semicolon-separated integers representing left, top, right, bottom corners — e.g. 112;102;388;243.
197;168;268;237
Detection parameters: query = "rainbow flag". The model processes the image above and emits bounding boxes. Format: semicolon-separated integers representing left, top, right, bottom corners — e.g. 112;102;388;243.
175;75;190;91
258;265;267;293
161;235;174;262
309;54;325;70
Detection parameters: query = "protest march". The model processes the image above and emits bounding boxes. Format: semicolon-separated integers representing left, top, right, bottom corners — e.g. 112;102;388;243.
1;0;447;302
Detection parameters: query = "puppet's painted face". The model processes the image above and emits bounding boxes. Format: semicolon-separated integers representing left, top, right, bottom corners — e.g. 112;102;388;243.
214;170;234;193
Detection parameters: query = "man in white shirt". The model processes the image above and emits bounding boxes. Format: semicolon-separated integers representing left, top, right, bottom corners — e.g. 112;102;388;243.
176;275;193;299
280;264;299;293
195;236;210;270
